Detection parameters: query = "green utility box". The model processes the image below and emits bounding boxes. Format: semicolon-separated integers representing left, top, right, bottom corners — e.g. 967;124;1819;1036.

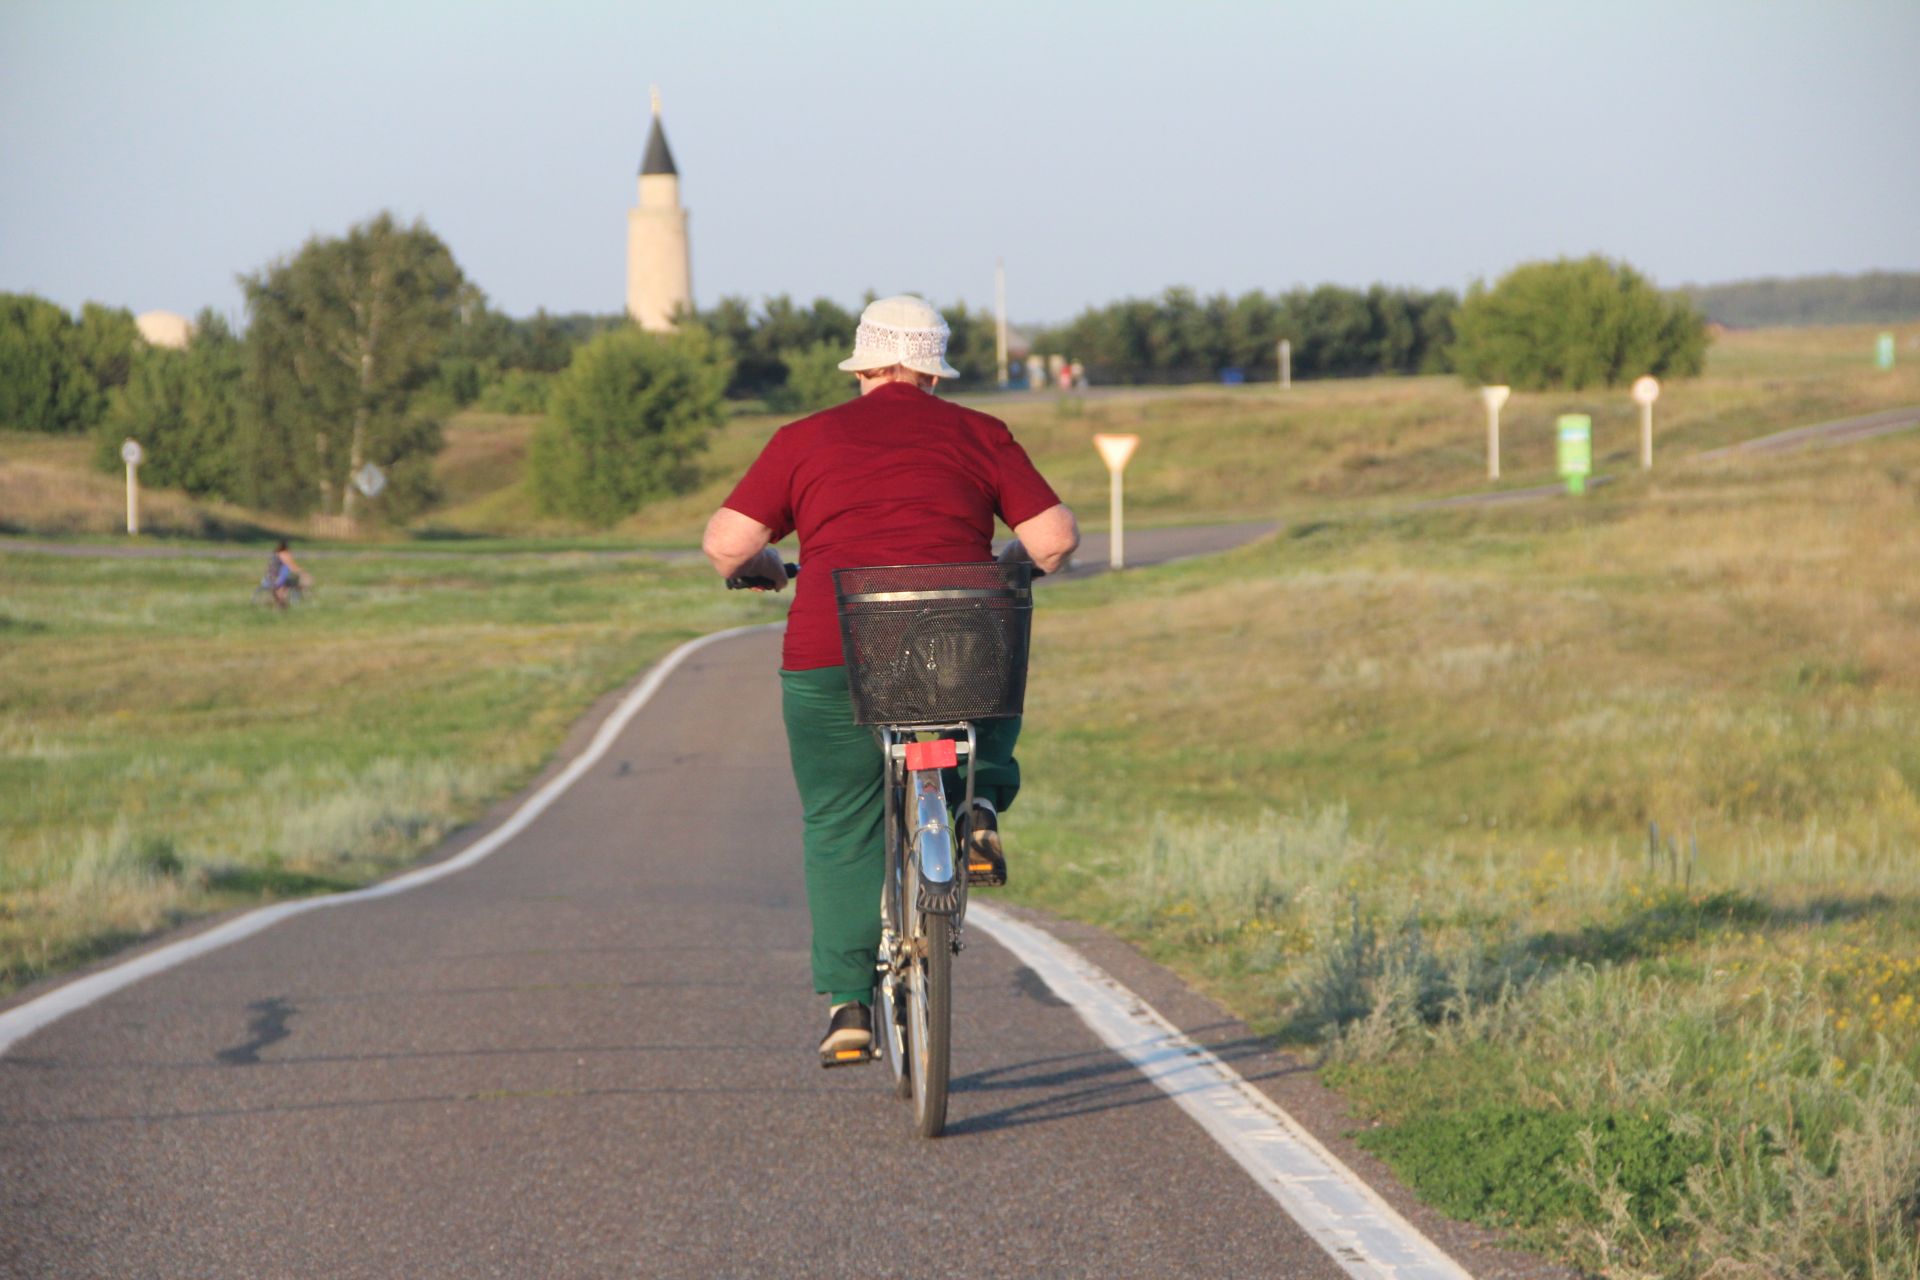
1557;414;1593;495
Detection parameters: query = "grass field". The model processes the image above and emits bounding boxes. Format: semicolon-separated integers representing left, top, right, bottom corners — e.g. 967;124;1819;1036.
0;551;779;990
1006;431;1920;1277
3;321;1918;1275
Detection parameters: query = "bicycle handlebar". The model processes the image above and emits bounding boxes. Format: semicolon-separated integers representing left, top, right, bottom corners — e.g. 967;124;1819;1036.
723;560;1047;591
725;563;800;591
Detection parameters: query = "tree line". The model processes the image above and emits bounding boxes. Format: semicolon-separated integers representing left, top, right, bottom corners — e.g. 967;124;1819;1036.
0;210;1710;529
1028;284;1461;384
1681;271;1920;328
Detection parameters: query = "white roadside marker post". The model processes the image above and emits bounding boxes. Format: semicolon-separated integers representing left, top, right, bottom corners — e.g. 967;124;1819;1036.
1632;375;1660;469
1092;433;1140;571
120;438;144;536
1277;338;1291;389
1480;385;1510;480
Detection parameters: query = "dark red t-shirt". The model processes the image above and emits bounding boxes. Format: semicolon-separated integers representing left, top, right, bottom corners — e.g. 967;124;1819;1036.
722;382;1062;670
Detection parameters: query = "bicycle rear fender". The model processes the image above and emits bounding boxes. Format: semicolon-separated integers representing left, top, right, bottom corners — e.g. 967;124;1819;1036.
909;770;956;889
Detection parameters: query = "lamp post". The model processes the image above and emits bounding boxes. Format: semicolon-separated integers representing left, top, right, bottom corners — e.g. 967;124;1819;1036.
994;258;1009;389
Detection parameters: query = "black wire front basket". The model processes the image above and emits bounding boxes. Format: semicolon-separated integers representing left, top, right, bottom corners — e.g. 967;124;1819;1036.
833;562;1034;726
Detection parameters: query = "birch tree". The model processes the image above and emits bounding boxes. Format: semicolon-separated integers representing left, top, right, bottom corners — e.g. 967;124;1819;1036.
240;213;469;518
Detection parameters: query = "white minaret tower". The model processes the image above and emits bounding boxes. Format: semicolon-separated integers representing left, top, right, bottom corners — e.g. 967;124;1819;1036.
626;87;692;331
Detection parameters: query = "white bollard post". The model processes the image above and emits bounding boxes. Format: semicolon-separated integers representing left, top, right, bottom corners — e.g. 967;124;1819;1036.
1479;386;1510;481
1092;434;1140;571
1278;339;1291;389
1632;376;1660;470
120;438;144;535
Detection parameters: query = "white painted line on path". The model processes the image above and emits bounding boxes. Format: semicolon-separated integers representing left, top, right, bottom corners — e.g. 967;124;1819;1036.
0;623;781;1058
971;904;1476;1280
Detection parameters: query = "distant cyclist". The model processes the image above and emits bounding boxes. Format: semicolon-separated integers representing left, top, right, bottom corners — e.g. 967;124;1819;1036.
703;294;1079;1061
262;540;306;609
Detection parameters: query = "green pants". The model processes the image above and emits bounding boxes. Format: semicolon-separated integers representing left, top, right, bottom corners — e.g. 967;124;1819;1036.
780;665;1021;1005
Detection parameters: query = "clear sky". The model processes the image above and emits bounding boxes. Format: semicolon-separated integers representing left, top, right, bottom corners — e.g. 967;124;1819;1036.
2;0;1915;325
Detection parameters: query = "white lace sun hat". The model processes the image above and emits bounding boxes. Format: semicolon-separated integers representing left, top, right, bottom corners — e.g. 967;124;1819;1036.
838;294;960;379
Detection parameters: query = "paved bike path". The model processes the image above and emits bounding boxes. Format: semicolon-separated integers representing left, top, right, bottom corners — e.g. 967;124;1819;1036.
1;627;1363;1278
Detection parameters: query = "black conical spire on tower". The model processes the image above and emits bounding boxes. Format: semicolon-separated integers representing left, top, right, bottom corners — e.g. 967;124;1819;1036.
640;87;678;176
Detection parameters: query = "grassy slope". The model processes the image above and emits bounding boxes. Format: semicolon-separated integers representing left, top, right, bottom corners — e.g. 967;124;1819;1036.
426;321;1920;542
4;323;1914;546
0;552;791;990
1006;433;1920;1277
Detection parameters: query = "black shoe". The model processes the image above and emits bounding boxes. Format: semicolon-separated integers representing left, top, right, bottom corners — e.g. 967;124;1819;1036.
819;1002;873;1068
962;806;1007;887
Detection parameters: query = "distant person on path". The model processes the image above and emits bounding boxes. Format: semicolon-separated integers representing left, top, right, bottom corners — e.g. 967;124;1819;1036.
702;294;1080;1061
263;540;305;609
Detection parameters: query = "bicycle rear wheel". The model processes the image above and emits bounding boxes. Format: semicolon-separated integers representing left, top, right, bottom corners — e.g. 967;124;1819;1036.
907;909;951;1138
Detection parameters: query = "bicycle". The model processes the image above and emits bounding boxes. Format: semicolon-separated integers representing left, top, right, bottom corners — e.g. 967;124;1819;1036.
728;559;1035;1138
251;575;308;609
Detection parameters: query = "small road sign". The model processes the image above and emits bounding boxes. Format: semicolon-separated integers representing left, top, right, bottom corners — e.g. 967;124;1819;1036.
353;463;387;499
120;439;144;466
1093;434;1139;472
1557;414;1593;494
1092;434;1141;569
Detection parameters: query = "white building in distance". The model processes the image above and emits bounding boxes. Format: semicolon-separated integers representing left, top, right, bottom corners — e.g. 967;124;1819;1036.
626;89;692;331
135;310;194;349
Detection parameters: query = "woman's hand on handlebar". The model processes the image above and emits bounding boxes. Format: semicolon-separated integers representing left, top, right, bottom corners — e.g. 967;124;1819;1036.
725;548;797;591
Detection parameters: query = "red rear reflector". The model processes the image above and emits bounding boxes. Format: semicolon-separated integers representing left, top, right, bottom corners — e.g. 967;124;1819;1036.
904;739;959;771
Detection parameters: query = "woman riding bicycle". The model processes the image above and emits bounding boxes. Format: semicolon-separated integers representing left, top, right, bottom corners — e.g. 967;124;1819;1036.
703;294;1079;1060
263;540;306;609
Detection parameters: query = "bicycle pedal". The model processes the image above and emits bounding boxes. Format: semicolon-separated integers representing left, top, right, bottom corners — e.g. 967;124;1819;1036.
965;859;1006;888
819;1045;877;1070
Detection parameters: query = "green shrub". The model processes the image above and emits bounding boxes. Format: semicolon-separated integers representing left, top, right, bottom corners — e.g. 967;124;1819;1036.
527;325;731;524
768;340;854;414
92;310;245;500
1356;1104;1712;1234
1451;255;1709;391
0;293;104;433
475;368;552;414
